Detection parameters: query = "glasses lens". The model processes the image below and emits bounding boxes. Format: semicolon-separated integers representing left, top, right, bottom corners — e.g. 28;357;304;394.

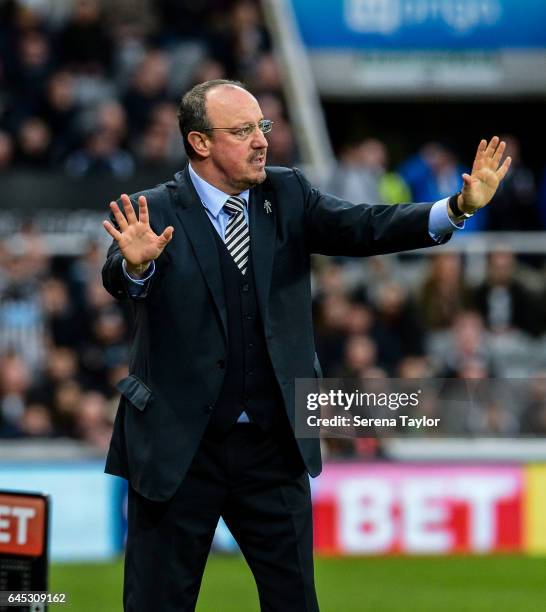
259;120;273;134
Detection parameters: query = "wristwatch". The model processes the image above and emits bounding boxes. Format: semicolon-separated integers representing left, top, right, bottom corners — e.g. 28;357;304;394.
448;192;476;219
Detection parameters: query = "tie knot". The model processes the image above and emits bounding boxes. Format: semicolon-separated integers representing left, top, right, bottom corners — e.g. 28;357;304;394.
224;196;246;216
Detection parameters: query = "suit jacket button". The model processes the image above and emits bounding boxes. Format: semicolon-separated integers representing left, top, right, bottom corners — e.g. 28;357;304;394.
204;405;214;414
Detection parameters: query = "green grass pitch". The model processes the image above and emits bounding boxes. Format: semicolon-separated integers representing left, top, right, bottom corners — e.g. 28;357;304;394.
50;555;546;611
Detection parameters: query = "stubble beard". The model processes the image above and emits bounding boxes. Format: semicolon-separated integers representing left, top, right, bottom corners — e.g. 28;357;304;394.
231;156;267;191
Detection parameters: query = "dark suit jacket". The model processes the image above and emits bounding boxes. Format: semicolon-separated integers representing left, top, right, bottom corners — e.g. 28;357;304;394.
103;165;448;501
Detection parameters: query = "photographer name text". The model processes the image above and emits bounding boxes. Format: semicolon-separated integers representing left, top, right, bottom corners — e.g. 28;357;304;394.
306;414;440;429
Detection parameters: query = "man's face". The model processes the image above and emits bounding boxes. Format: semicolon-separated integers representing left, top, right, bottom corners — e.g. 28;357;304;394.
202;86;268;193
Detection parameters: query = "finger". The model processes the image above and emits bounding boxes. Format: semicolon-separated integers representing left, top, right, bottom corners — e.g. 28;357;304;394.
120;193;138;224
103;219;122;241
471;139;487;174
462;173;473;186
492;140;506;167
496;156;512;182
138;195;149;226
484;136;499;157
476;139;487;156
110;201;128;231
159;226;174;246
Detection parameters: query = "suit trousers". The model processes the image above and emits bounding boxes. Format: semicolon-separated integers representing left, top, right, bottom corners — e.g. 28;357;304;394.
123;422;320;612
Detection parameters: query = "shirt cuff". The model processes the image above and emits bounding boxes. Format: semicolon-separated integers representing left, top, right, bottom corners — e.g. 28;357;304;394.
428;197;465;242
122;259;155;284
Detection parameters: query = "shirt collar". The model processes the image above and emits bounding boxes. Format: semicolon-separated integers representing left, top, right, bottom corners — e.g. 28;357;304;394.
188;163;249;219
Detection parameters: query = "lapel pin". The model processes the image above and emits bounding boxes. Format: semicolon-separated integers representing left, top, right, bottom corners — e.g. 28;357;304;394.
264;200;272;214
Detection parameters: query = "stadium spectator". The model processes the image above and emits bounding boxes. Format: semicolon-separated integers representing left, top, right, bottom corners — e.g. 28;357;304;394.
11;30;54;116
64;127;135;178
57;0;113;75
418;253;471;330
248;53;282;94
338;334;378;377
20;402;55;438
0;250;48;373
328;138;410;205
471;249;541;336
122;49;171;136
487;135;539;231
79;308;129;395
370;281;425;374
37;71;80;161
51;378;83;437
95;100;129;146
40;277;86;348
399;142;488;231
29;346;82;406
66;240;106;311
314;293;352;375
189;58;227;87
399;142;461;202
75;390;112;449
398;355;432;379
136;123;185;169
135;102;186;168
328;140;383;204
433;311;496;378
211;0;271;80
16;116;53;168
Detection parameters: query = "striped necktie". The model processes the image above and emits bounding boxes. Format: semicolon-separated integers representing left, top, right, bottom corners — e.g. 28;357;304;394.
223;195;250;275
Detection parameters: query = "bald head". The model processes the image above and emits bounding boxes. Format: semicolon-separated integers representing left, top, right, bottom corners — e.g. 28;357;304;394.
177;79;246;159
205;85;262;133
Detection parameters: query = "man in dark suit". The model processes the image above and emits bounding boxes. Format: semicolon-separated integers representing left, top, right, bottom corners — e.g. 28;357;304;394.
101;79;511;611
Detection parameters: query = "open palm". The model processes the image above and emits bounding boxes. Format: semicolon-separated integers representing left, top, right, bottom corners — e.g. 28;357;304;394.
460;136;512;212
103;194;174;269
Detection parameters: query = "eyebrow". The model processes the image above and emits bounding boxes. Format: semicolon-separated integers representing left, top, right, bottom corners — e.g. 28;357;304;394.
233;118;265;126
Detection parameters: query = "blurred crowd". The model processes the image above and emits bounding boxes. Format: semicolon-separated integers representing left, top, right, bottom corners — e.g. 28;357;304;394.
313;250;546;459
326;135;546;231
0;0;298;176
1;0;546;454
1;228;546;449
0;233;130;447
2;1;546;229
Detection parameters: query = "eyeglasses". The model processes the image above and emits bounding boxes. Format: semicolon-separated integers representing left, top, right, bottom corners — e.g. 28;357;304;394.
206;119;274;140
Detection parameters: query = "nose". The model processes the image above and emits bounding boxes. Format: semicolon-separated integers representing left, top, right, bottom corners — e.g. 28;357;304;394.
252;127;268;149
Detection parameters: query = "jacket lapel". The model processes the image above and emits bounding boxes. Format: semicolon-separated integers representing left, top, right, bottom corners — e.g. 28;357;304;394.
172;166;228;339
249;177;276;325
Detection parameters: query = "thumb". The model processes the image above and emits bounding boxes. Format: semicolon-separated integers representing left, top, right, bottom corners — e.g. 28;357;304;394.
159;226;174;246
462;173;473;187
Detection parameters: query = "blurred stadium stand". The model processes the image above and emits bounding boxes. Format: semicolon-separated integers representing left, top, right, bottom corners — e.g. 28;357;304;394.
1;0;546;565
1;0;546;453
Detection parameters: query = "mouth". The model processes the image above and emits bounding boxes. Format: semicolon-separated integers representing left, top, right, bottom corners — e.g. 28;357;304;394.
249;152;266;168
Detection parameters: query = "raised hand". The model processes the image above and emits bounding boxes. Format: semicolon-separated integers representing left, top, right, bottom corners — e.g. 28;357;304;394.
459;136;512;214
102;194;174;275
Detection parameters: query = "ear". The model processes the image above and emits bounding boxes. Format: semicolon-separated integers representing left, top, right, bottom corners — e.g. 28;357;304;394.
187;131;210;158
